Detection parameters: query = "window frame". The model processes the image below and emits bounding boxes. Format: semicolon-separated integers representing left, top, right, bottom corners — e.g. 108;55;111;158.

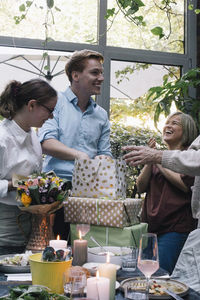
0;0;197;114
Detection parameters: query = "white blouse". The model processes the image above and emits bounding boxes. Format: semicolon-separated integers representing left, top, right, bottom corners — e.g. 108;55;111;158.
0;119;42;205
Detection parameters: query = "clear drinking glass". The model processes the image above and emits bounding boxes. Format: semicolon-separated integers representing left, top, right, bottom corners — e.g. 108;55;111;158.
120;246;138;272
63;268;87;298
137;233;159;300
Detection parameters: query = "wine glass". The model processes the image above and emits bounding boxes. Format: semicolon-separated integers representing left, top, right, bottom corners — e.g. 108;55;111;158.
137;233;159;299
76;223;90;237
76;208;91;237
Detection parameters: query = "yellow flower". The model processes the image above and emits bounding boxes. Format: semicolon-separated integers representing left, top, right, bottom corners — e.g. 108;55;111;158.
21;193;32;207
51;176;62;186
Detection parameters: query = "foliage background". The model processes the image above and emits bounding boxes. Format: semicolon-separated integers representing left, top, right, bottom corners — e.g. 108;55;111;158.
110;122;165;198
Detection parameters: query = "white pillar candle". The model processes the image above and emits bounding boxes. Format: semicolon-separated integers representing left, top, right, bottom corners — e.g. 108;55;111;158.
87;271;110;300
73;231;88;266
98;253;117;300
49;235;67;251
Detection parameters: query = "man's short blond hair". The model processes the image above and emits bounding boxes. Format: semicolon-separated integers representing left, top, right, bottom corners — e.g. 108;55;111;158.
65;49;104;83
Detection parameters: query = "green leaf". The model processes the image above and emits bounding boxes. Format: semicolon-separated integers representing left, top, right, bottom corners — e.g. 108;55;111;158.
151;26;164;39
46;0;54;9
151;26;162;35
188;4;194;10
195;9;200;14
29;186;40;205
55;6;61;12
46;37;54;42
43;52;48;58
26;1;33;7
134;0;145;8
86;38;96;43
118;0;132;9
44;65;50;70
105;8;115;19
19;4;26;12
133;16;145;26
126;8;135;16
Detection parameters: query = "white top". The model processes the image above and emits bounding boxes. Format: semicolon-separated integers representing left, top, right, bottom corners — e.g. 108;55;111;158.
0;119;42;205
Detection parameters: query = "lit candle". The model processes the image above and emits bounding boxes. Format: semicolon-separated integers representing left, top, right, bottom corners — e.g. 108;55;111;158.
98;252;117;300
87;271;110;300
73;231;88;266
49;235;67;251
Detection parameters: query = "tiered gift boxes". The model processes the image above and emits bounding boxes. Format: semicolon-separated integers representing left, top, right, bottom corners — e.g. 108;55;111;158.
63;157;147;248
63;197;143;228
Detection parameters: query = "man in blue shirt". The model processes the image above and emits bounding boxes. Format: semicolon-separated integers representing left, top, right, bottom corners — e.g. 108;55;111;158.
38;49;111;180
38;49;112;238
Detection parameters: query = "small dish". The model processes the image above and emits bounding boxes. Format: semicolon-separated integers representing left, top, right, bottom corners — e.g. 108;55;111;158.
88;246;124;266
0;254;30;274
120;277;189;299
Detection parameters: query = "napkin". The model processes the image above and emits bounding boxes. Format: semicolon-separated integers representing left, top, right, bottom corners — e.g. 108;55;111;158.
5;273;32;281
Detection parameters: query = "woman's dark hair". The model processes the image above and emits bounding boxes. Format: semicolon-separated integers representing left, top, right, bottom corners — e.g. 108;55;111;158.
0;78;57;119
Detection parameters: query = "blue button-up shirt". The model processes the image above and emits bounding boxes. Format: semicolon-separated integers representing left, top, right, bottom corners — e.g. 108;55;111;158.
38;87;111;180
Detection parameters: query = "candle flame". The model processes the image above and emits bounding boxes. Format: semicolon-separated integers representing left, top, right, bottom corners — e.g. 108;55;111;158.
96;270;99;279
79;230;82;240
106;252;110;263
56;235;60;240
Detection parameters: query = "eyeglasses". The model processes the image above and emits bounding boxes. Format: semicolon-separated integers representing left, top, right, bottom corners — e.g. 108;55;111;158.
39;103;54;115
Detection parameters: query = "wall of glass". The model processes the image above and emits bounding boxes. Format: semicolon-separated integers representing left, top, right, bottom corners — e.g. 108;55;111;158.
0;0;197;129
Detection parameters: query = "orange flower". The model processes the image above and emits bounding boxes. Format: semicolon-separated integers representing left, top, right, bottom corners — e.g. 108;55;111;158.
21;193;32;207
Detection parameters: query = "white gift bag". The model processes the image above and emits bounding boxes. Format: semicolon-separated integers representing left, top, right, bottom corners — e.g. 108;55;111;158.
71;157;126;199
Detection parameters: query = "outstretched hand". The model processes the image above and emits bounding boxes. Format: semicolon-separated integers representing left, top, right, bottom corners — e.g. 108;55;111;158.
122;145;163;166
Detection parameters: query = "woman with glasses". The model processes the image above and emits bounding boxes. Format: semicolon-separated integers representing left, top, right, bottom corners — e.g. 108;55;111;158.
0;78;57;254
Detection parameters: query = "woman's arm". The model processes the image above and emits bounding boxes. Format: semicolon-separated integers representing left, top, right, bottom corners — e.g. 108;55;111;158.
156;164;189;192
136;138;155;193
136;164;152;193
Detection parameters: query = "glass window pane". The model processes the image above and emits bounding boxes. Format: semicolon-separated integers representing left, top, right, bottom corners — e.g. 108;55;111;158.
0;0;98;44
110;60;181;129
0;48;71;92
107;0;184;53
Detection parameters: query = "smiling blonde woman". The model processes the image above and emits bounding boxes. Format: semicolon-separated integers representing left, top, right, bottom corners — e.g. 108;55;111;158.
136;111;198;275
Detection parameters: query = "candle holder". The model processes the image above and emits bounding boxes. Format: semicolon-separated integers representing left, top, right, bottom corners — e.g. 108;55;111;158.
17;201;63;252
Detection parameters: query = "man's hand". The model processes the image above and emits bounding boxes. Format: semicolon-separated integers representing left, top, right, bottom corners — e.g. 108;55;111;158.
75;151;90;160
122;145;163;166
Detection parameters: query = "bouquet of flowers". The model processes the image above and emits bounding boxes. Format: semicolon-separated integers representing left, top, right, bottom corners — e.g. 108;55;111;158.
13;171;71;214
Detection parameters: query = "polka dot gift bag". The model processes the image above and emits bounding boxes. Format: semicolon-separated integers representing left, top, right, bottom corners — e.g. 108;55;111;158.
71;156;126;200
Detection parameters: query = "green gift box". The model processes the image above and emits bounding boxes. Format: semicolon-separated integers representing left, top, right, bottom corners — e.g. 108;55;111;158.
64;197;143;228
70;223;148;248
